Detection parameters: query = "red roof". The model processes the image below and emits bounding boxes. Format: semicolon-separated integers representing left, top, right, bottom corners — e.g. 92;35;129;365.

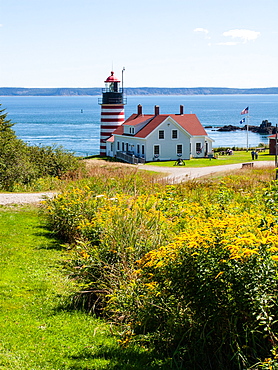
169;114;207;136
105;71;120;83
106;135;114;142
112;113;207;138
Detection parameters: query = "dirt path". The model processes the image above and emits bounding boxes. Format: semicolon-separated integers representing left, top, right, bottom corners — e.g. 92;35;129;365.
0;192;55;205
138;160;275;182
0;161;275;205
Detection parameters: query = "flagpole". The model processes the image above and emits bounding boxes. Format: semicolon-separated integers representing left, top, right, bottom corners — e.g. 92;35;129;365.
275;124;278;180
246;114;249;151
241;107;249;150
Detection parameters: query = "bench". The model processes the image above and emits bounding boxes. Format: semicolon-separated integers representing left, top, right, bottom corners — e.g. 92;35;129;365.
207;154;218;160
242;162;254;168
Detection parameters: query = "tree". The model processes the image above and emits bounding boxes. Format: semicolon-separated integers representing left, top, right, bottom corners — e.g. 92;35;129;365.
0;104;83;191
0;105;36;189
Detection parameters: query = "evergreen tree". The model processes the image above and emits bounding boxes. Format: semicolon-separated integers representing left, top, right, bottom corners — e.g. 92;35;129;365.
0;104;82;191
0;105;35;189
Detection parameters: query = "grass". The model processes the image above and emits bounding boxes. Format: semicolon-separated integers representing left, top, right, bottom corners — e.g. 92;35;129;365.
146;151;275;167
0;205;168;369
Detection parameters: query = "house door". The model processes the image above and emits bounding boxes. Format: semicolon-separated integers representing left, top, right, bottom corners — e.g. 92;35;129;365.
205;142;208;156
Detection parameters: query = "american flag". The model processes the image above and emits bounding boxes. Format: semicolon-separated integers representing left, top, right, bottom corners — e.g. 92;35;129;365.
241;107;249;115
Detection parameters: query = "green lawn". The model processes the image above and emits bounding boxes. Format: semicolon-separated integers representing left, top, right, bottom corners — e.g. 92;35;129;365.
0;206;166;370
146;151;276;167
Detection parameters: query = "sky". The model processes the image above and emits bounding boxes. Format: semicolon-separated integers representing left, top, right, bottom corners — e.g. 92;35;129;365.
1;0;278;88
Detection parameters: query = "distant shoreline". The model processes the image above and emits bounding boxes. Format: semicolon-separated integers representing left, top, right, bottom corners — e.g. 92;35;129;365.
1;87;278;96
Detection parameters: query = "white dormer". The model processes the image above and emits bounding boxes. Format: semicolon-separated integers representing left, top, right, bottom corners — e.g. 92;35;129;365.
123;126;135;135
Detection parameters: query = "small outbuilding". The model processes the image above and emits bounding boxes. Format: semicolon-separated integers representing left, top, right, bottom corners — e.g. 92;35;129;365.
268;134;278;155
106;104;214;163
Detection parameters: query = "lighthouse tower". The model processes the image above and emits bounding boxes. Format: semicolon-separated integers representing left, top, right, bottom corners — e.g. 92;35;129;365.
99;71;126;156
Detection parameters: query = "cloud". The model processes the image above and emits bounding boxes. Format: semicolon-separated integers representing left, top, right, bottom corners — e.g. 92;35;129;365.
194;28;210;39
194;27;209;35
217;41;239;46
223;29;260;43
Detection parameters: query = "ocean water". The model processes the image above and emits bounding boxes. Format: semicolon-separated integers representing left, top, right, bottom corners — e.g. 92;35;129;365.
0;94;277;156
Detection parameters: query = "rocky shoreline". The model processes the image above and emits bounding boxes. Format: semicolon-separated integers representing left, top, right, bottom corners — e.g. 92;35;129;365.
213;120;277;135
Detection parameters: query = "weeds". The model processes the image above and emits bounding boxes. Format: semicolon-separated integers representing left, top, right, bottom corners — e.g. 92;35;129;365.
43;165;278;369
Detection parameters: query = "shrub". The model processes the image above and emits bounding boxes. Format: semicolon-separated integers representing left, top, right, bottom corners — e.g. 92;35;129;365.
0;104;84;191
131;211;278;369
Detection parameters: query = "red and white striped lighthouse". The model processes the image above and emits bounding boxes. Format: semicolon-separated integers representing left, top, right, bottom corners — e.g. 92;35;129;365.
99;71;126;156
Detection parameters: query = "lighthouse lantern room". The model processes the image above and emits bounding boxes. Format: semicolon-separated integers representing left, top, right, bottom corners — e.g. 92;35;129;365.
99;71;126;156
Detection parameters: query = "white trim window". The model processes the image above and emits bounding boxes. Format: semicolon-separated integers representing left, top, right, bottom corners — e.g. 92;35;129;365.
172;129;178;139
158;130;165;139
196;142;202;154
177;144;183;155
154;145;160;156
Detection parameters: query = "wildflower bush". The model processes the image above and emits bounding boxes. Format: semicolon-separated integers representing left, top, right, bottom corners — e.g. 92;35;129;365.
133;212;278;369
43;168;278;369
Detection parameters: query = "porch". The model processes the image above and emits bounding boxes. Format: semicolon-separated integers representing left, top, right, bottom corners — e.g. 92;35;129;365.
116;151;146;165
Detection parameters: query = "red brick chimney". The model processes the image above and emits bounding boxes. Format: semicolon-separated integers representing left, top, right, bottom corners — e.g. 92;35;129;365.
180;105;184;115
154;105;160;116
137;104;142;115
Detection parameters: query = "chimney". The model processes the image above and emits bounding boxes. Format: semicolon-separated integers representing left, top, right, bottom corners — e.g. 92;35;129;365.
137;104;142;115
154;105;160;116
180;105;184;115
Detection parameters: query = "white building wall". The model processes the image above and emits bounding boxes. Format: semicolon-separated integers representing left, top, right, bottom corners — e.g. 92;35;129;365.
190;136;213;158
145;118;191;161
106;142;114;157
113;135;146;158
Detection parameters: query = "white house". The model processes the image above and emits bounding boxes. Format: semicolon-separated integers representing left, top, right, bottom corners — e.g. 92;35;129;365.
106;104;213;163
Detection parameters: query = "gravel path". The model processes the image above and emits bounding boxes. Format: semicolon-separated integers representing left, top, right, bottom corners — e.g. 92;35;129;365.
0;192;55;205
138;160;275;182
0;161;275;205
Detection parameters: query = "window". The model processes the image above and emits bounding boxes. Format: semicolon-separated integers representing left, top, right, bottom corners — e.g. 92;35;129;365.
154;145;160;155
196;142;202;153
177;144;182;155
137;144;140;154
129;127;134;134
158;130;164;139
117;141;120;151
142;145;145;155
172;130;178;139
126;143;129;152
122;142;124;151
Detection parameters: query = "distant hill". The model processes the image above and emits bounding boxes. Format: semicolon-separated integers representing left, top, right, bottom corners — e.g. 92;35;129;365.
0;87;100;96
1;87;278;96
